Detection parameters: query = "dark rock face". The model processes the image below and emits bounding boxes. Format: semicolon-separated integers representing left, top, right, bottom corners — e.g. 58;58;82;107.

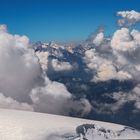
46;123;140;140
75;124;140;140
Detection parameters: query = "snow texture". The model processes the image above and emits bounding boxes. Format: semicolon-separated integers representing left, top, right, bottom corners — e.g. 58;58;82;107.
0;109;139;140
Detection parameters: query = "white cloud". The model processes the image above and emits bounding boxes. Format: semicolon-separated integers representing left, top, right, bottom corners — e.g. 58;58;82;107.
0;25;72;115
0;24;42;103
30;78;71;114
111;28;140;52
0;24;7;32
93;32;104;46
84;49;102;70
35;51;49;71
51;59;74;72
0;24;93;116
0;93;33;111
94;63;132;82
110;27;140;81
117;10;140;27
84;49;131;82
30;77;92;115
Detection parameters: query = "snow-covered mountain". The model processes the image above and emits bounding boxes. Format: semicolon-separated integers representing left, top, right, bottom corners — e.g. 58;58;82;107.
0;109;139;140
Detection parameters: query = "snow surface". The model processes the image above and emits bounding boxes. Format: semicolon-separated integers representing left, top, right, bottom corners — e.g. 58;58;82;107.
0;109;139;140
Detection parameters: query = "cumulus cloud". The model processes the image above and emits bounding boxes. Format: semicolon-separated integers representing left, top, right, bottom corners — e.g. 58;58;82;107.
94;63;132;82
117;10;140;27
30;77;92;115
0;24;7;32
78;13;140;120
0;24;91;117
51;59;74;72
84;49;131;82
35;51;49;71
110;27;140;82
0;93;33;111
111;28;140;52
0;24;41;103
30;78;71;114
93;32;104;46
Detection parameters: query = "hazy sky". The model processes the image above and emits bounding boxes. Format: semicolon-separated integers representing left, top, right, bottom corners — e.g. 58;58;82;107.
0;0;140;42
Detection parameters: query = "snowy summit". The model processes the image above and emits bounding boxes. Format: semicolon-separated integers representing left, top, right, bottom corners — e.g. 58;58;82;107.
0;109;139;140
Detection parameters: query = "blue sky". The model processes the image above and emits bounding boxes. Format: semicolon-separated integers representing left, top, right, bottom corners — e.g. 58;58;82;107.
0;0;140;42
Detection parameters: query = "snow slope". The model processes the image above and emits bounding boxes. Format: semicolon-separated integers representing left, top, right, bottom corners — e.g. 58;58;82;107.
0;109;139;140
